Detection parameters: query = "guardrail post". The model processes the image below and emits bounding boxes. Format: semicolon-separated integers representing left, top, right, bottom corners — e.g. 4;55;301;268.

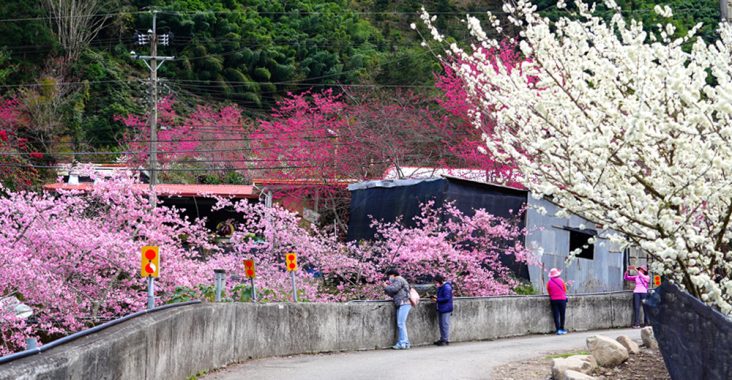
25;338;37;350
147;276;155;310
214;269;226;302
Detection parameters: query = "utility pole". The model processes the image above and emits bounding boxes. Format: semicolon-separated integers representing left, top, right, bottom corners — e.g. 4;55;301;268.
132;10;174;207
722;0;730;21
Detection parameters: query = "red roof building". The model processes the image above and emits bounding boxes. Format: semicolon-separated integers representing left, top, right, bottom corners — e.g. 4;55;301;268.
42;183;258;199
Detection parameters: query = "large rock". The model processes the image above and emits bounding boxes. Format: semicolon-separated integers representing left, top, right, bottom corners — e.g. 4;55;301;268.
640;327;658;349
564;369;599;380
551;355;598;380
586;335;629;367
616;335;640;354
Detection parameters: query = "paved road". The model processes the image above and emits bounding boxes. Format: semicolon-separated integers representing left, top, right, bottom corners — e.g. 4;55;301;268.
204;328;640;380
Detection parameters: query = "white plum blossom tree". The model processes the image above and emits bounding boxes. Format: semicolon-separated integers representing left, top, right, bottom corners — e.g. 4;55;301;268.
422;0;732;315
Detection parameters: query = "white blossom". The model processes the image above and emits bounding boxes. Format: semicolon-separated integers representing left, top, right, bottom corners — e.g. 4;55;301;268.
654;5;673;18
422;2;732;315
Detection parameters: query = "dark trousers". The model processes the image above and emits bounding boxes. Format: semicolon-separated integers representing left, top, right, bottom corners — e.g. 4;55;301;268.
633;293;648;326
550;299;567;331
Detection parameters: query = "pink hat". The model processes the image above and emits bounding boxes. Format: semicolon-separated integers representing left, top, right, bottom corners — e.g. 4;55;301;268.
637;266;648;274
549;268;562;278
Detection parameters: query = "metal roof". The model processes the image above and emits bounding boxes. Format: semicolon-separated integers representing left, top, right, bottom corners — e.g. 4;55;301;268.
42;183;258;199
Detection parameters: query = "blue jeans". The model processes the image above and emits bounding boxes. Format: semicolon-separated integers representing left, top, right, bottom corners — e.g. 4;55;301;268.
439;312;451;342
396;304;412;346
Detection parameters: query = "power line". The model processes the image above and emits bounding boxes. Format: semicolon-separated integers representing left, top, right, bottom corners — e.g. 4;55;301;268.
0;156;440;172
0;162;322;172
0;133;468;156
0;49;438;89
0;5;712;24
0;11;146;23
0;9;509;24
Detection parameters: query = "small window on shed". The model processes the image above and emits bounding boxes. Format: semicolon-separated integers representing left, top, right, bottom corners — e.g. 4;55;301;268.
569;229;595;260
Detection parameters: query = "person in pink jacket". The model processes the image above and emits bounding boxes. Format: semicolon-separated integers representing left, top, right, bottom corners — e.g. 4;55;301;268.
546;268;568;335
624;265;650;328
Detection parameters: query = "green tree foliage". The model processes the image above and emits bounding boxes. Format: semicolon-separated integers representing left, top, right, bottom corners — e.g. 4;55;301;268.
68;49;145;150
134;0;386;108
536;0;720;46
0;1;59;84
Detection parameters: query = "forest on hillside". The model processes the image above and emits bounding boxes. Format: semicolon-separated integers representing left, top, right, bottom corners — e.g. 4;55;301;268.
0;0;721;189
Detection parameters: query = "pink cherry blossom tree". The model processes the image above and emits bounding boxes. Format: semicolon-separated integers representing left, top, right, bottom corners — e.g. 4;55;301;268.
216;198;533;302
0;171;533;354
0;170;217;355
249;88;467;234
319;201;534;300
433;39;528;187
0;97;39;191
117;98;253;181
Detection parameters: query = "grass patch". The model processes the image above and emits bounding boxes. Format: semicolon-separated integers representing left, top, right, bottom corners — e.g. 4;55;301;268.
545;350;589;359
187;370;208;380
513;282;538;295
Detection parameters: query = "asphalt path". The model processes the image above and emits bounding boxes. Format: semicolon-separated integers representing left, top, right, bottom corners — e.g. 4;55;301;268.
203;328;640;380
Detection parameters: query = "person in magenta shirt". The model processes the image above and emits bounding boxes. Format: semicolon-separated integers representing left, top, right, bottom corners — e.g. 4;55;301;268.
624;265;650;328
546;268;568;335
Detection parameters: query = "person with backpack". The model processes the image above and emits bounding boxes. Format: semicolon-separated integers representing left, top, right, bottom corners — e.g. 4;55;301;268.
546;268;568;335
383;268;412;349
430;274;453;346
624;265;650;328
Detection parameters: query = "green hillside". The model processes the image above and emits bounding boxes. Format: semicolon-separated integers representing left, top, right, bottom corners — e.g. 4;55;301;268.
0;0;722;176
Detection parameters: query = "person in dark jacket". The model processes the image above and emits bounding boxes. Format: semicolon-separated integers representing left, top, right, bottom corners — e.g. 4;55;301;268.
430;274;453;346
383;268;412;349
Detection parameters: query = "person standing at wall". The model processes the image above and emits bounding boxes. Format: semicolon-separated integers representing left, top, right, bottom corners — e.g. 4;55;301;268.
624;265;650;328
430;274;453;346
384;268;412;349
546;268;568;335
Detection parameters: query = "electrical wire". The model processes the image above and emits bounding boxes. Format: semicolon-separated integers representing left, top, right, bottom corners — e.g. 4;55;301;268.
0;5;709;24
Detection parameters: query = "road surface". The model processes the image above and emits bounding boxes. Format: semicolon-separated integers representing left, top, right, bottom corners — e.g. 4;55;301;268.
204;328;640;380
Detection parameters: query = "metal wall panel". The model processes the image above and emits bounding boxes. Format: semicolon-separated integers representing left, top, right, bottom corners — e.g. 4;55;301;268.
526;198;624;294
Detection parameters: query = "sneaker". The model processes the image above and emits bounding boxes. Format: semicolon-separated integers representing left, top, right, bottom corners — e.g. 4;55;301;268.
433;340;443;346
391;344;404;350
559;330;568;335
435;340;448;346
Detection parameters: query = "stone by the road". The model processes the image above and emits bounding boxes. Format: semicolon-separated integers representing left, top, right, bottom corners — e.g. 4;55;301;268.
641;327;658;349
564;369;599;380
586;335;629;367
551;355;598;380
616;335;640;354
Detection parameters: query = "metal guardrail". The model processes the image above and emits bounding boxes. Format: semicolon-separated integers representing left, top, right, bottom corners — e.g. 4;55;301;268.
0;300;201;365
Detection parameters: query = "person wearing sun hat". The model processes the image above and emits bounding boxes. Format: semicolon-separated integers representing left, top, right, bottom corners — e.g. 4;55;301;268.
546;268;568;335
624;265;650;328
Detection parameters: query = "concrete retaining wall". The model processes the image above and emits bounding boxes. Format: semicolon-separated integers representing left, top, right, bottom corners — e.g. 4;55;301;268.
0;292;633;380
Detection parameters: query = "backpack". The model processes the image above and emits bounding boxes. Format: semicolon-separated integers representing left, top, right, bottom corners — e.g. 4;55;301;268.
408;287;420;307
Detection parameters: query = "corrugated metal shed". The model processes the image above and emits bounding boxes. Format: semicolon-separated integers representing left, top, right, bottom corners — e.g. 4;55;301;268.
526;197;624;294
348;176;627;294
